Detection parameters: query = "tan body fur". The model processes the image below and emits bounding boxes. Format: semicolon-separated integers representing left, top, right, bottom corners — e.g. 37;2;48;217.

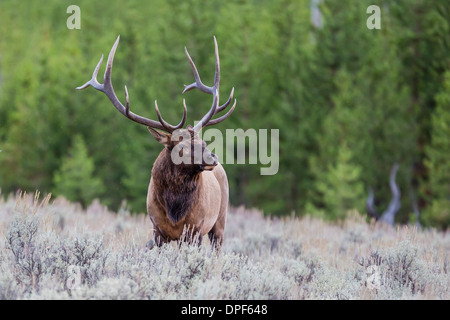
147;148;228;246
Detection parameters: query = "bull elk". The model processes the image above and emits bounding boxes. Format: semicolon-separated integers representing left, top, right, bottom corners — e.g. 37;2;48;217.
77;36;236;249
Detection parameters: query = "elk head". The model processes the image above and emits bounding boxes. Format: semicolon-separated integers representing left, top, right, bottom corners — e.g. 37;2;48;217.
148;125;218;173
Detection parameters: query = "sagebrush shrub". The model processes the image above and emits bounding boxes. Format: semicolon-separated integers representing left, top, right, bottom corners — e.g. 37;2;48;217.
0;194;448;299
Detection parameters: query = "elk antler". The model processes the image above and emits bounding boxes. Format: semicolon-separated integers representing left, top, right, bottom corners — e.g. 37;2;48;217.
183;36;236;132
76;35;186;133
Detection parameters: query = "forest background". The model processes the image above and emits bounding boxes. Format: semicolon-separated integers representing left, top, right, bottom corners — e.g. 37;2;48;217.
0;0;449;229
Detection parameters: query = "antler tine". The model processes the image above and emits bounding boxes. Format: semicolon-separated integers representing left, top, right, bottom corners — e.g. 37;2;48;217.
76;54;105;90
183;50;213;95
216;87;234;114
182;48;209;94
154;100;187;132
124;85;131;116
204;98;236;128
213;35;220;91
183;36;220;96
77;35;185;133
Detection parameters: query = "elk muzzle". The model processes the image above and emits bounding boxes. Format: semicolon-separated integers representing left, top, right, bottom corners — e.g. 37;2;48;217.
200;152;218;171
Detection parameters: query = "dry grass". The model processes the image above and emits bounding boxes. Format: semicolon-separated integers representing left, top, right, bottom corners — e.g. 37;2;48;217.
0;191;448;300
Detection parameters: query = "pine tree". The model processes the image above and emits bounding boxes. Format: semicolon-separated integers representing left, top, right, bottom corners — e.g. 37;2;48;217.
53;135;105;207
423;71;450;229
314;143;365;220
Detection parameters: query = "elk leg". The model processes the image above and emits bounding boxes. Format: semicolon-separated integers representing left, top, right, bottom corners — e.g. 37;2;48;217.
208;230;223;249
208;220;225;250
145;229;167;251
153;227;168;247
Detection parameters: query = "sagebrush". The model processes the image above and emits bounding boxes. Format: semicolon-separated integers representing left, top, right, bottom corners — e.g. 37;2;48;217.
0;192;448;300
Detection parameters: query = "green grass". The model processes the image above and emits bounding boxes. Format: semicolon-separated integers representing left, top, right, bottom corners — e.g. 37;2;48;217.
0;192;448;299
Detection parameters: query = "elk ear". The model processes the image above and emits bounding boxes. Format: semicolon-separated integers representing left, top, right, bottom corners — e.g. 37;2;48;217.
148;127;171;147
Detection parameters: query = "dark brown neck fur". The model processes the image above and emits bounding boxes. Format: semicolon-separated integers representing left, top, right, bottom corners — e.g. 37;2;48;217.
151;148;202;223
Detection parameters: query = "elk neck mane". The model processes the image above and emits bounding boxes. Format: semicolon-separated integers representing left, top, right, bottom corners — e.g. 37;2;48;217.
151;148;202;223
